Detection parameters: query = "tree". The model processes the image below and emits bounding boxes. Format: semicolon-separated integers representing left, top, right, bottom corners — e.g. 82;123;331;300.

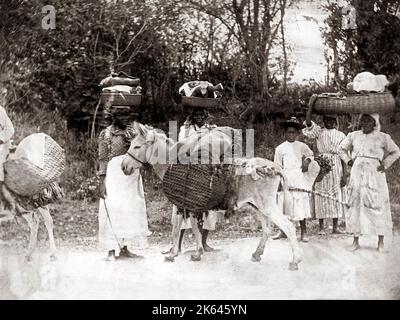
183;0;298;107
321;0;400;88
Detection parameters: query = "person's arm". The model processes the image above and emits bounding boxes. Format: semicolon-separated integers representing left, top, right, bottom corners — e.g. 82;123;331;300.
305;94;318;127
274;146;283;167
302;120;321;140
98;130;109;198
0;106;15;144
178;125;188;141
380;134;400;171
301;143;313;172
338;133;353;166
340;158;348;187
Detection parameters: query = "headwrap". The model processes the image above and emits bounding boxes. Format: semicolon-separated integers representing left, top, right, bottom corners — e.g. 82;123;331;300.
359;113;381;132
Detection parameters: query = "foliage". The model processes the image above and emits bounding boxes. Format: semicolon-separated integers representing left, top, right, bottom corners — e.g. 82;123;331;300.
321;0;400;88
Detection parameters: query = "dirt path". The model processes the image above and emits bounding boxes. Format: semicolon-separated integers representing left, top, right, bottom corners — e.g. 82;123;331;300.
1;234;399;300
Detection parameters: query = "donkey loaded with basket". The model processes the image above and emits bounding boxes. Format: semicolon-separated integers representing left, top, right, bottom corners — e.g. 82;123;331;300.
1;133;65;260
120;80;332;271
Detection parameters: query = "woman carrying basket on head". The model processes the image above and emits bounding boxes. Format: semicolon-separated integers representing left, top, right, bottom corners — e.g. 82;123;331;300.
162;107;220;254
338;113;400;252
302;97;348;235
98;105;149;261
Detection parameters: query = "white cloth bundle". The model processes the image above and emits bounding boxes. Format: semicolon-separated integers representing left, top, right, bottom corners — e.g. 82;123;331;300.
178;81;214;97
352;72;389;93
102;85;135;93
9;133;46;168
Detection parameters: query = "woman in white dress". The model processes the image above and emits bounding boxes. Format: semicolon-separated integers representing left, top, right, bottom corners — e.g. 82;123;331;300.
98;106;149;261
339;113;400;252
273;117;314;242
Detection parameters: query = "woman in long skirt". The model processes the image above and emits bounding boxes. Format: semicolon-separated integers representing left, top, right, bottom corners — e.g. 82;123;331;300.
98;106;149;261
339;113;400;252
302;100;347;234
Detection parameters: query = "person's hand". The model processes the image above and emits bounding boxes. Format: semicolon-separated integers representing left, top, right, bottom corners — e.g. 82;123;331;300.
99;176;107;199
377;163;385;173
347;159;354;167
301;158;311;172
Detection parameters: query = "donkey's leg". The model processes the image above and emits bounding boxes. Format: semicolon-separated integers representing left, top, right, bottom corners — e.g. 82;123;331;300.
189;214;204;262
165;212;184;262
251;211;269;262
23;212;39;261
38;206;56;261
269;204;302;271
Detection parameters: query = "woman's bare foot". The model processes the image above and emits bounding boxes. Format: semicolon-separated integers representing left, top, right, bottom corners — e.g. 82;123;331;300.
349;243;360;252
377;236;385;253
203;244;215;252
272;230;287;240
332;228;345;234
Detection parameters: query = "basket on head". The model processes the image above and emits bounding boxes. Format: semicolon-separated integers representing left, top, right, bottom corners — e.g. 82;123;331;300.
182;96;220;109
4;134;65;197
100;92;142;107
162;164;227;213
312;92;395;115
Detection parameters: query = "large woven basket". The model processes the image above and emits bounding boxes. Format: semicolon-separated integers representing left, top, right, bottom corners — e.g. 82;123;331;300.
312;92;395;115
100;93;142;106
4;135;65;197
162;164;227;213
182;96;220;109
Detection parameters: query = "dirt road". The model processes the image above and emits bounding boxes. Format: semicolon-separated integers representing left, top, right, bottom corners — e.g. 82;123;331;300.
1;234;399;300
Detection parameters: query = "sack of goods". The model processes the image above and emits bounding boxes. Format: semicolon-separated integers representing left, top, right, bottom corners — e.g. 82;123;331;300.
311;72;395;115
4;133;65;197
179;81;224;109
100;72;142;107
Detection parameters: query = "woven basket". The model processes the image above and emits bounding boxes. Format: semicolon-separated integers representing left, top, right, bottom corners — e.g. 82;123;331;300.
312;92;395;115
162;164;227;213
100;93;141;106
4;136;65;197
182;96;220;109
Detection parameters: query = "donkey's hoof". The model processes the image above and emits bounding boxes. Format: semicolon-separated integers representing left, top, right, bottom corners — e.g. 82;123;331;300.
50;254;57;262
25;255;33;262
190;254;202;262
289;262;299;271
164;255;175;263
251;254;261;262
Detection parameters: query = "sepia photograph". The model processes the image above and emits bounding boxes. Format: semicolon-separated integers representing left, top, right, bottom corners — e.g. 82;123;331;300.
0;0;400;303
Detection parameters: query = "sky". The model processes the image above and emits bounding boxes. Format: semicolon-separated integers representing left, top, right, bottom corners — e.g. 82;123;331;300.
284;0;328;83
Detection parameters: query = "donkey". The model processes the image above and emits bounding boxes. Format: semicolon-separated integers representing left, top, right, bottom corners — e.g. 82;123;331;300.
119;123;326;270
0;184;57;261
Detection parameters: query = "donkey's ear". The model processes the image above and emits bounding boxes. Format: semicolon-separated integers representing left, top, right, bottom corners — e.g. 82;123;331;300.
145;130;155;143
134;121;148;137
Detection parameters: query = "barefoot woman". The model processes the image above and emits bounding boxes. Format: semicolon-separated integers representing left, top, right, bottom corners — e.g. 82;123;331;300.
339;113;400;252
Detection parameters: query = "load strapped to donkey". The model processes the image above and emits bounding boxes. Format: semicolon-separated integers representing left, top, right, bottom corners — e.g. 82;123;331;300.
162;81;239;214
3;133;65;212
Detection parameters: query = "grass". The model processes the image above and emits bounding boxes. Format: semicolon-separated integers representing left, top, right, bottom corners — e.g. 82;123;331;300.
0;111;399;250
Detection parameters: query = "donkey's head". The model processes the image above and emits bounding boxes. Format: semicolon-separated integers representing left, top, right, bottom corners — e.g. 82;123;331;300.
121;122;173;176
